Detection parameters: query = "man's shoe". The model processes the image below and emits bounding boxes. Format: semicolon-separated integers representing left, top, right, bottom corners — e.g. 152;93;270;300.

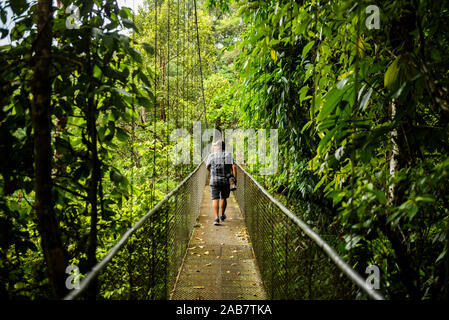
220;214;226;221
213;218;220;225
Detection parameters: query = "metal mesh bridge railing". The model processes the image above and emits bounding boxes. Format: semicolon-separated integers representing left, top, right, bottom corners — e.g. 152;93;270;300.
64;162;207;300
234;164;384;300
65;160;384;300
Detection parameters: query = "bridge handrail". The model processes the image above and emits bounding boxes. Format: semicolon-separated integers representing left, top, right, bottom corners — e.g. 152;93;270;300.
237;164;385;300
63;161;205;300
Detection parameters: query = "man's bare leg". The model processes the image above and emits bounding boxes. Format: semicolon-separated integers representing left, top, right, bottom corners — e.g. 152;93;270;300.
220;199;227;215
213;199;220;224
220;198;227;220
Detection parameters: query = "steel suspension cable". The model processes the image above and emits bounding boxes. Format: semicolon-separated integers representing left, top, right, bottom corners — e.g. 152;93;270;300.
181;0;186;177
166;0;170;192
151;1;159;299
152;0;158;206
309;1;321;171
348;1;363;266
163;1;171;294
131;0;136;223
188;0;192;129
176;0;180;128
187;0;190;130
193;0;208;127
182;0;185;130
185;0;188;124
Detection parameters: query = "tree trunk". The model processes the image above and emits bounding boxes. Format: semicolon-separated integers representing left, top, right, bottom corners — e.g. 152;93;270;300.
385;100;420;298
86;97;100;299
139;108;146;123
85;36;100;300
32;0;67;299
383;1;421;299
387;100;400;206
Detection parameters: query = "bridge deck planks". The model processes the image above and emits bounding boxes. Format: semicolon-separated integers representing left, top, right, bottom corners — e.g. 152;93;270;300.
170;186;266;300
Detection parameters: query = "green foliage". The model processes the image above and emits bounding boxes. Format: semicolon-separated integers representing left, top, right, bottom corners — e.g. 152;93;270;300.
0;0;229;299
0;0;168;298
229;0;449;299
2;0;449;300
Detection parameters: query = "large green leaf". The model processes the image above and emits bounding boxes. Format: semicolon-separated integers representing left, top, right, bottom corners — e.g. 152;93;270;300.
317;126;338;155
115;127;129;142
384;54;419;93
317;87;344;122
301;40;315;59
384;56;400;91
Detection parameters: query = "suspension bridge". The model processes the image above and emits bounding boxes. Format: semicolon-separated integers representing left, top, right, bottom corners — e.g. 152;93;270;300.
59;0;385;301
64;162;384;300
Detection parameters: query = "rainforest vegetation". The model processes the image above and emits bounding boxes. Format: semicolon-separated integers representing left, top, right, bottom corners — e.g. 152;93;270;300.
1;0;448;300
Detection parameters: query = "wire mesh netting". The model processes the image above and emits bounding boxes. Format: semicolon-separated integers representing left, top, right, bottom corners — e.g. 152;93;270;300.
235;165;374;299
169;183;267;301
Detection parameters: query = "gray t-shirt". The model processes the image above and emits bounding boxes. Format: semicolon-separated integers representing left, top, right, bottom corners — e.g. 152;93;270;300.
206;151;235;186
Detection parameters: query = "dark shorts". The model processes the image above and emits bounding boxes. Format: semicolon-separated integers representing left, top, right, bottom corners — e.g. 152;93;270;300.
210;184;230;200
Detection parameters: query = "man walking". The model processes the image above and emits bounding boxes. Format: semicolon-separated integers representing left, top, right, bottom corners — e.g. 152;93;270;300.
206;140;237;225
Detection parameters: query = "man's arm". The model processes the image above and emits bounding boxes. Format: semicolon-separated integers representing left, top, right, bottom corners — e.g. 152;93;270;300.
230;153;237;180
206;154;212;171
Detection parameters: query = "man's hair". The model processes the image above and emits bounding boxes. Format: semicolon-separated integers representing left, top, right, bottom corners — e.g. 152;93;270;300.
213;139;225;151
